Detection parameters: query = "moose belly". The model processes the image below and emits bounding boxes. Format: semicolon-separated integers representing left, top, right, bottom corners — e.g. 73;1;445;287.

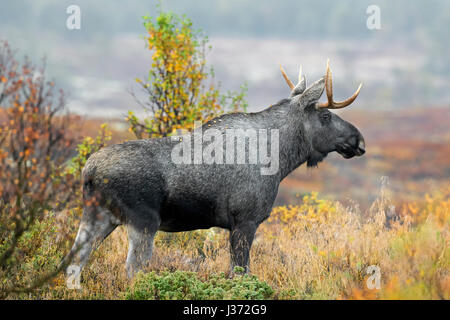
159;194;230;232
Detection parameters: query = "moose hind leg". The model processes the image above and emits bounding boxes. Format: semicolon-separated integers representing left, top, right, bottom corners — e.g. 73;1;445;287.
65;205;119;278
229;221;257;274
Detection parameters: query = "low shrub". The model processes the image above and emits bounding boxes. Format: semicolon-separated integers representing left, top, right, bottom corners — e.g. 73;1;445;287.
125;270;274;300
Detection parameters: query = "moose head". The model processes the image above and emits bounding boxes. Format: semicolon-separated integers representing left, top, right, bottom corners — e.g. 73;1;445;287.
279;60;365;167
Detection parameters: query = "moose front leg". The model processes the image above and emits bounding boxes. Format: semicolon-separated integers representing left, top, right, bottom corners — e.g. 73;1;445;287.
125;224;158;278
125;207;161;278
229;221;257;275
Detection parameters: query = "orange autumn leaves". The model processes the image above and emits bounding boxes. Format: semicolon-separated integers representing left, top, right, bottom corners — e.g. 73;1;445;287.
0;40;82;297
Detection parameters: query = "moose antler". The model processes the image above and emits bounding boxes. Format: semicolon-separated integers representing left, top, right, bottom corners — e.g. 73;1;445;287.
280;64;305;96
279;64;295;89
317;59;362;109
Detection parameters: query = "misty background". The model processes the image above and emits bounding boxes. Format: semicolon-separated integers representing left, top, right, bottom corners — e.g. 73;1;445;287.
1;0;449;119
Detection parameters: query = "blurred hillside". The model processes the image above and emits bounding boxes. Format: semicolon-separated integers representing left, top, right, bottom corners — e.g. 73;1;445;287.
0;0;449;116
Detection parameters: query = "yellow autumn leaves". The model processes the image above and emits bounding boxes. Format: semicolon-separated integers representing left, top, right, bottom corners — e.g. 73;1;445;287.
127;10;246;139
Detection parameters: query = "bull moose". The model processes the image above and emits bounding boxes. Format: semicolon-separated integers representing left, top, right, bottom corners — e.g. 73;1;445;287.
65;61;365;278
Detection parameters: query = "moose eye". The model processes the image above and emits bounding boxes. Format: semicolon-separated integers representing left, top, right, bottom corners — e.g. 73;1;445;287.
320;112;331;123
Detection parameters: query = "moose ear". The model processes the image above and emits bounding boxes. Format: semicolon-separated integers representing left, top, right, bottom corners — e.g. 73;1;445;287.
290;75;307;97
295;77;325;107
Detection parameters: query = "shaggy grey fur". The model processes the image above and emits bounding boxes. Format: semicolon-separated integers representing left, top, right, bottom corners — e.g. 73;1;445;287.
65;76;365;278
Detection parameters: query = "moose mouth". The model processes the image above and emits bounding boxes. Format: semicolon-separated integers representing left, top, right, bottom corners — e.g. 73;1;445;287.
336;142;365;159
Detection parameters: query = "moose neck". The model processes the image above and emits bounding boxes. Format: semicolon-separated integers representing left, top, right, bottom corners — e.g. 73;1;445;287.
278;118;311;181
263;102;312;182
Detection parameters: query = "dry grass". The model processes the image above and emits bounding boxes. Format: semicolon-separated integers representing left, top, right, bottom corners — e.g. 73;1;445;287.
8;186;449;300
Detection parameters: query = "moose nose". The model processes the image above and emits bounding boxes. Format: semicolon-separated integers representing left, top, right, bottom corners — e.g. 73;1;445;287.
356;139;365;156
